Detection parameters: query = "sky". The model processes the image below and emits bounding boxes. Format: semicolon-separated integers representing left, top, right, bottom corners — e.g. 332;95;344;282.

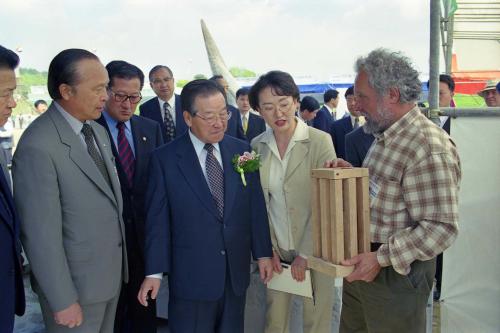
1;0;431;81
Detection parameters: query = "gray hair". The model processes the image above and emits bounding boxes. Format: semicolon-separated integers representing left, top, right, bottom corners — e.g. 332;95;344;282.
354;48;421;103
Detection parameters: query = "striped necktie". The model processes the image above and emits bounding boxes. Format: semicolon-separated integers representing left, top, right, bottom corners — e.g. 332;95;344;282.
242;115;248;134
116;122;135;187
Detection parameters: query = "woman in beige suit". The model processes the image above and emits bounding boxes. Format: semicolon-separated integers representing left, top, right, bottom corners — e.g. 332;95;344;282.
249;71;337;333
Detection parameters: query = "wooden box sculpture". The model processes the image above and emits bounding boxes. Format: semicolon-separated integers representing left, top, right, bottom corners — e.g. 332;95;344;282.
307;168;370;277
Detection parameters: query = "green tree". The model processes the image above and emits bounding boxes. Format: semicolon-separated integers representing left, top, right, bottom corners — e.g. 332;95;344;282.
176;79;189;88
229;67;256;78
193;74;207;80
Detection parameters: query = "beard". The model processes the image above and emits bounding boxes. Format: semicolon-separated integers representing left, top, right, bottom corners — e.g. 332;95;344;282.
362;104;393;135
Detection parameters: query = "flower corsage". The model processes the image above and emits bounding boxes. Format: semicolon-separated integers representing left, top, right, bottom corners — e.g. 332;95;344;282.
232;151;260;186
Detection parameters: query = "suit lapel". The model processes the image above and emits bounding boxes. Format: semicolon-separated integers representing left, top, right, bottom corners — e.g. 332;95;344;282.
176;134;219;219
49;107;117;204
130;117;146;186
0;169;14;232
284;139;309;182
220;138;239;222
90;121;120;207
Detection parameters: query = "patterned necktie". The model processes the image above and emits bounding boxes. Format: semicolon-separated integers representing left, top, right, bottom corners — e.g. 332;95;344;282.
163;102;176;142
353;117;360;129
116;122;135;187
81;123;111;186
242;115;248;134
204;144;224;219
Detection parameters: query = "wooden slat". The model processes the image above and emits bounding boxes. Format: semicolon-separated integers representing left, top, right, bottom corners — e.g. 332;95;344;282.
356;176;371;253
312;168;368;180
319;179;331;261
311;178;322;258
330;179;344;263
343;178;358;258
307;256;354;278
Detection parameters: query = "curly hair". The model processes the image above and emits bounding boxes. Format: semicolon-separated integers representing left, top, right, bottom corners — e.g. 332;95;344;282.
355;48;421;103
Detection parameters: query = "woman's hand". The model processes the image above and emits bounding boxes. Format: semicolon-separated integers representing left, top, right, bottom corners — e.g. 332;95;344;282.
290;255;307;282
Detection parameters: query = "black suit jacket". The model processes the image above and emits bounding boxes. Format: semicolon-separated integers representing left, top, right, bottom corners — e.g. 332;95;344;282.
330;116;354;160
344;126;375;167
226;105;247;141
0;164;25;331
96;114;164;257
312;105;335;133
139;94;187;143
244;113;266;143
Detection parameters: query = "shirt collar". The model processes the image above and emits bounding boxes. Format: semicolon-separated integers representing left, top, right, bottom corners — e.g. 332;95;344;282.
54;101;88;135
261;117;309;144
159;94;176;107
188;129;221;157
102;109;132;131
379;105;421;145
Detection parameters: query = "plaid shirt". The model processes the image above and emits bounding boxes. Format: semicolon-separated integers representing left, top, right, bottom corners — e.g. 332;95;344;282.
363;106;461;275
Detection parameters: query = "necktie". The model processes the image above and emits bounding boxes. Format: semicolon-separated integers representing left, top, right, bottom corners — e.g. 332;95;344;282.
163;102;176;142
242;116;248;134
204;144;224;219
81;124;111;186
353;117;360;129
116;122;135;187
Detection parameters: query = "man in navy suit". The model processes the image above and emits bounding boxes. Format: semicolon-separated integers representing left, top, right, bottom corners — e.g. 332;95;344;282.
0;44;25;333
235;87;266;142
138;79;273;332
313;89;338;133
96;61;163;333
209;75;246;141
139;65;187;143
330;86;366;159
345;126;375;167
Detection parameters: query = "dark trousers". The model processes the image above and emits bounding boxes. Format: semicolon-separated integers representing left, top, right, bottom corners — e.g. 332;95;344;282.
340;258;435;333
168;270;245;333
114;239;156;333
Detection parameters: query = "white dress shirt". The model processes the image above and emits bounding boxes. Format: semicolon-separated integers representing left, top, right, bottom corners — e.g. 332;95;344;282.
157;95;177;125
265;119;309;251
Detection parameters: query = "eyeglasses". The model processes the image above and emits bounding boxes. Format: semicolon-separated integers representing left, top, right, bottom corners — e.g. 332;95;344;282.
195;111;232;125
108;90;142;104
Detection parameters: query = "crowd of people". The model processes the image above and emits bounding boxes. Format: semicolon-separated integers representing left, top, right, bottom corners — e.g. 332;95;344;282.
0;42;484;333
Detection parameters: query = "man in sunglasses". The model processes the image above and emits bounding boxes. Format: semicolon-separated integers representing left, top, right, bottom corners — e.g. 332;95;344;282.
96;60;163;333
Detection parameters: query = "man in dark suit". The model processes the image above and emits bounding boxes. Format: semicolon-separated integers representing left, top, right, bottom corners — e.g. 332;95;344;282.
0;44;25;333
13;49;128;333
344;126;375;167
138;79;273;332
209;75;246;141
330;86;365;159
313;89;338;133
236;87;266;142
139;65;187;143
96;61;163;333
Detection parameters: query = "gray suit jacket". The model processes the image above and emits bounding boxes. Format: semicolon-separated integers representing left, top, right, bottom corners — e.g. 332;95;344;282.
12;103;128;312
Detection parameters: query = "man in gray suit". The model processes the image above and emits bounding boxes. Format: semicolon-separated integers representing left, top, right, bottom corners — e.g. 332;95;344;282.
12;49;128;333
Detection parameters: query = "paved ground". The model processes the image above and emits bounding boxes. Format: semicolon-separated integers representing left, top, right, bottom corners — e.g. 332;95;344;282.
14;272;439;333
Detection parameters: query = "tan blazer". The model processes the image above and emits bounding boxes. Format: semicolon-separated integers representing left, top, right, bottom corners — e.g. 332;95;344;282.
251;123;336;257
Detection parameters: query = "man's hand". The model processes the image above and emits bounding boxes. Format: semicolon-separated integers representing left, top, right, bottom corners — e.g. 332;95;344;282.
257;258;274;284
54;302;83;328
324;158;353;168
271;250;283;274
291;256;307;282
137;277;161;307
341;252;381;283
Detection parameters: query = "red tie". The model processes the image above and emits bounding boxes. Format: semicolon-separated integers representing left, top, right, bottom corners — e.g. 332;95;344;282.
116;122;135;187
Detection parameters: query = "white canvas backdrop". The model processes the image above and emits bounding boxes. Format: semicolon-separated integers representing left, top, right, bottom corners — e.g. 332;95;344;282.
440;117;500;333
